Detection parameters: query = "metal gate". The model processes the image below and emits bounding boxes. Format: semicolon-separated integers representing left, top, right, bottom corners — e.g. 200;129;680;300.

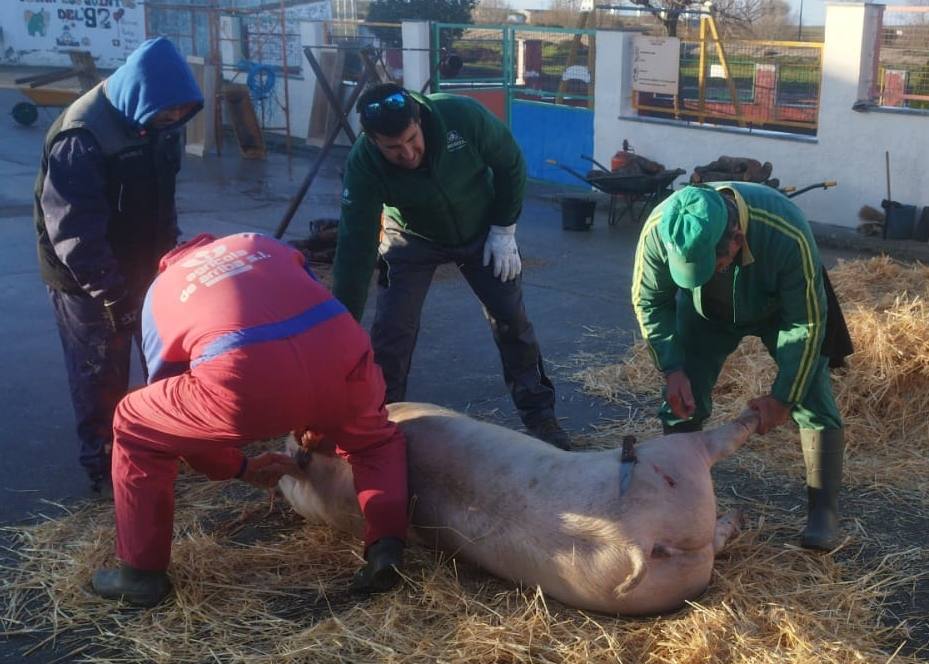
432;23;595;186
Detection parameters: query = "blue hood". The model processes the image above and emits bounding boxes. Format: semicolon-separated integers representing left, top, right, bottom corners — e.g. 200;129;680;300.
106;37;203;132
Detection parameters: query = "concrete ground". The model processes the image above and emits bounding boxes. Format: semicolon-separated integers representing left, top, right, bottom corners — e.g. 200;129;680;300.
5;87;923;660
0;86;644;659
0;87;641;528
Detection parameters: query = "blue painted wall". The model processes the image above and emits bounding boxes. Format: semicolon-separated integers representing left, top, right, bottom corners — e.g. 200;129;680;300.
510;100;594;187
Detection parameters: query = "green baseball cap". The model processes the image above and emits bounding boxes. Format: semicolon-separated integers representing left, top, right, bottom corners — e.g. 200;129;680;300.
658;186;728;289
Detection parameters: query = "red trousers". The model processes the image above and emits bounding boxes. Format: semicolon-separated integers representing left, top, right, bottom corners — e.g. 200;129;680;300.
111;320;407;570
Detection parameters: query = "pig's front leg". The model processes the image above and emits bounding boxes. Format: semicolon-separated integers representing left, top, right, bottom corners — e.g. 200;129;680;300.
702;410;759;466
713;509;744;553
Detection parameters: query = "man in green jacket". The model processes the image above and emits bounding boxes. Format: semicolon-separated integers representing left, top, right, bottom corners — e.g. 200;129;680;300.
332;84;569;450
631;183;844;550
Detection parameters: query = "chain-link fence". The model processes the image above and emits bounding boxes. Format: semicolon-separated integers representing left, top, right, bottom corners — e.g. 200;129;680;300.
633;32;822;136
878;7;929;110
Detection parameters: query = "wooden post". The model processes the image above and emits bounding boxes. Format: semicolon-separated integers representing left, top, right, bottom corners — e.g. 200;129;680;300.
224;83;267;159
586;25;596;110
706;14;746;128
185;56;217;157
697;16;707;123
278;0;292;154
306;49;346;147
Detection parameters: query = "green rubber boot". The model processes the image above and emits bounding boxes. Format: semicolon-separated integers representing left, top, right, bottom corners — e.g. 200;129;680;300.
350;537;404;594
91;564;172;608
800;429;845;551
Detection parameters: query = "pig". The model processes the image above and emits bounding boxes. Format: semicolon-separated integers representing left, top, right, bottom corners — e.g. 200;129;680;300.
278;402;758;616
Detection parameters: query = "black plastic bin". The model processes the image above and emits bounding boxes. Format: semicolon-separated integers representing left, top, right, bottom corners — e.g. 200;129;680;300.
561;197;596;231
882;201;917;240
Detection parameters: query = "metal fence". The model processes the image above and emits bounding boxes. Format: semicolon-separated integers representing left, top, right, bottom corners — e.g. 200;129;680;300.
433;25;507;86
145;2;216;59
323;20;405;85
144;5;405;140
633;33;823;136
144;1;296;137
512;26;594;108
878;6;929;110
432;24;594;108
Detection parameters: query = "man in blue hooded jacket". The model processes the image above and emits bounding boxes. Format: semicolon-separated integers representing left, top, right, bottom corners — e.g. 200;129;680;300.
33;37;203;492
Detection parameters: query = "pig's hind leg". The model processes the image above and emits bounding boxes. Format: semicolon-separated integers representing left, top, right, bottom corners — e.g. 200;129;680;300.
614;543;715;615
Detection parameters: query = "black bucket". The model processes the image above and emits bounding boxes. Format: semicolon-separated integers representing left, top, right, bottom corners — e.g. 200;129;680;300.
561;197;596;231
882;201;917;240
913;207;929;242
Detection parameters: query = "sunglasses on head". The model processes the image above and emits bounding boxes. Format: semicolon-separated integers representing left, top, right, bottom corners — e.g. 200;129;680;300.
362;92;408;119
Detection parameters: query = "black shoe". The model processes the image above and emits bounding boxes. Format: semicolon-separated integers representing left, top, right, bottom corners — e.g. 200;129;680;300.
350;537;404;595
88;471;113;499
527;418;571;451
91;565;172;608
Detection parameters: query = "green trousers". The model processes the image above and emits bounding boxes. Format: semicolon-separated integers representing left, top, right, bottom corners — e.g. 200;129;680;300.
660;297;843;431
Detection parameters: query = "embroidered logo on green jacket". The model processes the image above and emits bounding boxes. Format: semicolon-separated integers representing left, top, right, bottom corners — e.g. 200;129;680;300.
446;130;467;152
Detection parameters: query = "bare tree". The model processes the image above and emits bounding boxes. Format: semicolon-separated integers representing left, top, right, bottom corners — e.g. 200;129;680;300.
479;0;514;10
475;0;516;24
714;0;792;37
626;0;790;37
627;0;699;36
543;0;587;28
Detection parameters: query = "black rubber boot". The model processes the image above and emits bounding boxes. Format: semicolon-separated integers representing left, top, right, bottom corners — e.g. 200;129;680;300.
526;418;571;451
662;420;704;435
91;565;172;608
800;428;844;551
350;537;404;594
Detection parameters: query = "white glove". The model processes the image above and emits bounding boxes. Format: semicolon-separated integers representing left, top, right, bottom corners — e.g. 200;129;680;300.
482;224;522;282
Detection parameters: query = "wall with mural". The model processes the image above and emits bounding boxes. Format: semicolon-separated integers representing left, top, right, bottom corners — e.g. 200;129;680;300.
1;0;146;69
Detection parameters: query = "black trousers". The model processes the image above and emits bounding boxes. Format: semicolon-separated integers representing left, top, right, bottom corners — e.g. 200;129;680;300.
48;287;144;480
371;224;555;427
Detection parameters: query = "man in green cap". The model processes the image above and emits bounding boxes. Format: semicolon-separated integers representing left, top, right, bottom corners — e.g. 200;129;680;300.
631;182;845;550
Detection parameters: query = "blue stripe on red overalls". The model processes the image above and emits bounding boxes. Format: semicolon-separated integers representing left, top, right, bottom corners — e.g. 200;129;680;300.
190;297;347;369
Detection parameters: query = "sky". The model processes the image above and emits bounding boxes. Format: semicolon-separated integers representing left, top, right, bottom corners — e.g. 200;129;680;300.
790;0;826;26
506;0;828;25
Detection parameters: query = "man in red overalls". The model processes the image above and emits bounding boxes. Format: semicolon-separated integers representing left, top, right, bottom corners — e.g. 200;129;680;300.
91;233;408;607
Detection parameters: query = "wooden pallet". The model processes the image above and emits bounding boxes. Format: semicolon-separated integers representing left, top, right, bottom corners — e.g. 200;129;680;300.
224;83;267;160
